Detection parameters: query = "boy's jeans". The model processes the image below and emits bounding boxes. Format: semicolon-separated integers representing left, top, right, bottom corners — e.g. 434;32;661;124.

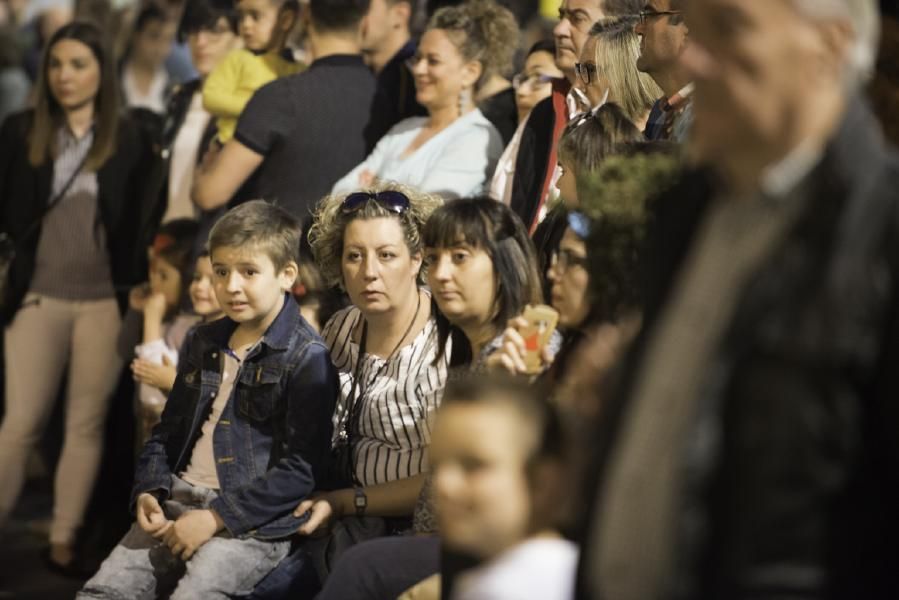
78;476;290;600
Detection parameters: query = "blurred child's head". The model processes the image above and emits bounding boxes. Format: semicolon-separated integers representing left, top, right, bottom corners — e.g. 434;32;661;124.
208;200;300;325
236;0;298;53
131;3;178;69
431;374;566;561
149;219;200;316
557;103;642;209
190;252;223;319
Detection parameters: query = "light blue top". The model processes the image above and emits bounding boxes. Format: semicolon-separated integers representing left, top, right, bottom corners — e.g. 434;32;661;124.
332;108;504;199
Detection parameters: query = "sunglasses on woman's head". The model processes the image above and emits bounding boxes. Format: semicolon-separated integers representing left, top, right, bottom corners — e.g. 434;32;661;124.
341;191;411;215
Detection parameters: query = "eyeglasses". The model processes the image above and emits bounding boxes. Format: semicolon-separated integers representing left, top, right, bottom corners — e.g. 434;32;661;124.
551;248;589;274
341;191;411;215
637;9;682;25
574;62;599;86
512;72;555;91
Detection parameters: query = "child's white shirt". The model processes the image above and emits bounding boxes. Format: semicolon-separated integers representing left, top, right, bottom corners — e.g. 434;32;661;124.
452;537;579;600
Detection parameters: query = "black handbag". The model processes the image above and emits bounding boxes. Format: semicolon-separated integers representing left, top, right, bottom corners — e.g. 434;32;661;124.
0;153;88;311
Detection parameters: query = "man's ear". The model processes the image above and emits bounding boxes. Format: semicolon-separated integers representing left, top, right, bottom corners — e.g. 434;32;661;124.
390;0;412;29
817;18;854;80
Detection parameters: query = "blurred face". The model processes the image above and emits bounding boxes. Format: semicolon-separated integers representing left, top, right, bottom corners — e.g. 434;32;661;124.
682;0;847;180
133;18;177;68
341;217;422;316
432;401;534;560
553;0;606;76
149;256;183;311
47;39;101;113
211;245;296;329
557;160;579;209
548;228;590;329
634;0;689;79
425;242;497;330
410;28;481;112
237;0;283;52
514;50;564;118
574;35;612;107
190;255;222;317
187;17;240;77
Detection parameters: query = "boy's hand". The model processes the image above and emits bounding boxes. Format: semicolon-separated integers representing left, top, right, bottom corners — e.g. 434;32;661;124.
131;356;177;392
163;509;225;561
136;493;171;538
293;491;345;536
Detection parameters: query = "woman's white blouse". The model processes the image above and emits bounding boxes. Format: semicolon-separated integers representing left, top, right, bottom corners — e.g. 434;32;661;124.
332;109;504;199
322;303;451;486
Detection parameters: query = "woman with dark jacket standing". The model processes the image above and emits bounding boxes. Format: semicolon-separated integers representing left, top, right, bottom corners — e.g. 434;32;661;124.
0;21;154;573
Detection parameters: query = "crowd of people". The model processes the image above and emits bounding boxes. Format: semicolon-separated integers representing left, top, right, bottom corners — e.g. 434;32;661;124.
0;0;898;598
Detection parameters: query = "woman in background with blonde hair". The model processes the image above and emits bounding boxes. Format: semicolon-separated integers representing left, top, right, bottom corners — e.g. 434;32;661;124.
574;16;662;130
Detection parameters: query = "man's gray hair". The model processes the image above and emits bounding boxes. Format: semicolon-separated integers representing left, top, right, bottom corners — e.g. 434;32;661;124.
792;0;881;85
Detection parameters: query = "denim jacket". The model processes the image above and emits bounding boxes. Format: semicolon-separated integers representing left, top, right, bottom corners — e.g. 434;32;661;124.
131;294;338;540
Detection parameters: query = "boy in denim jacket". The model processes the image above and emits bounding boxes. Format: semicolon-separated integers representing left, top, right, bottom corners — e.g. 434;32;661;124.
80;201;337;599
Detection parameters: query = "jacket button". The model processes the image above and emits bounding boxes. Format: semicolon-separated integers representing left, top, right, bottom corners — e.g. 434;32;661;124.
211;392;217;399
211;352;218;359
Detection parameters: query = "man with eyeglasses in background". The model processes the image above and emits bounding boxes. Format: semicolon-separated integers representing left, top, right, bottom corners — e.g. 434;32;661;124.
635;0;694;141
508;0;643;233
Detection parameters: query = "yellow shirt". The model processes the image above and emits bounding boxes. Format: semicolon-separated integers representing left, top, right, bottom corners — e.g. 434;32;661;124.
202;48;305;143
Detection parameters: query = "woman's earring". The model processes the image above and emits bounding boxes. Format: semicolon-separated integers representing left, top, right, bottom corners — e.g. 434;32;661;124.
458;87;473;115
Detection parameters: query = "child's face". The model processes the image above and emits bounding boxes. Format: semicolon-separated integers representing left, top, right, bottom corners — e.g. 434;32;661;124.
190;256;222;317
236;0;285;52
211;245;297;330
557;160;579;209
431;401;534;560
149;257;183;311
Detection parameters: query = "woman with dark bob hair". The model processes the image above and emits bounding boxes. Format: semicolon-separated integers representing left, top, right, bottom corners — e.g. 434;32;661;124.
0;21;154;573
424;196;548;368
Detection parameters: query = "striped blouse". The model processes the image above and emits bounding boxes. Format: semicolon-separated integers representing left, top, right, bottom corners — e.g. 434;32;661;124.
322;301;451;486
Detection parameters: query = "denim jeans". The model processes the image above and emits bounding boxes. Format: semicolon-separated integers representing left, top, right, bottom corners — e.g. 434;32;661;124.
78;476;290;600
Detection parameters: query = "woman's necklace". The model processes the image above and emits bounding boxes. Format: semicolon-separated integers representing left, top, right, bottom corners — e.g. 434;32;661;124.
344;290;423;435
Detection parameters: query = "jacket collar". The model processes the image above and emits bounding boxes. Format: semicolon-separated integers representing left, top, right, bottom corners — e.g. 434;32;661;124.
200;293;301;352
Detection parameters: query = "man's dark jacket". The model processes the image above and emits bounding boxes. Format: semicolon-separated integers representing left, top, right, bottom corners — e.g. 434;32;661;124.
577;99;899;599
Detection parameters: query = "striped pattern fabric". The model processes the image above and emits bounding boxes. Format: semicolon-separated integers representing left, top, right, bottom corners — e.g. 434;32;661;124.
322;302;450;487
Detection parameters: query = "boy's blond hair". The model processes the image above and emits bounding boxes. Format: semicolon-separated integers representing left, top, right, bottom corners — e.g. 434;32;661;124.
208;200;301;271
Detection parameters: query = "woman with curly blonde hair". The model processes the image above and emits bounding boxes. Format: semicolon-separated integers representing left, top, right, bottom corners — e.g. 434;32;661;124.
290;183;447;569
